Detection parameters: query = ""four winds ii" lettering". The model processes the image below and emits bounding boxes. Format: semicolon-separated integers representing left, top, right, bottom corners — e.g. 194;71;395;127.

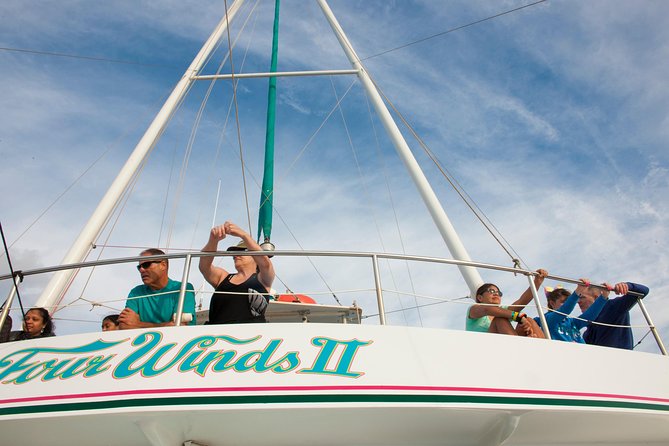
0;332;372;385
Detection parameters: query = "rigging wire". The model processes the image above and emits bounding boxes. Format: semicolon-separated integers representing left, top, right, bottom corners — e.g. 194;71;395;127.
0;222;27;320
186;0;261;250
0;46;182;69
364;71;528;268
224;0;253;235
0;88;175;258
321;3;529;269
364;93;423;326
330;78;409;324
158;134;183;248
361;0;548;61
67;150;156;313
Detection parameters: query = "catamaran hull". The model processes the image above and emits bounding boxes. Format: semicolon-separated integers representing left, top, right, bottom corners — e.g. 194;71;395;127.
1;324;667;445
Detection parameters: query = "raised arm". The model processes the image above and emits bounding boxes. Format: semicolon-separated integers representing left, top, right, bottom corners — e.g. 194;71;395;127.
508;269;548;311
468;304;521;321
199;225;230;288
224;221;275;290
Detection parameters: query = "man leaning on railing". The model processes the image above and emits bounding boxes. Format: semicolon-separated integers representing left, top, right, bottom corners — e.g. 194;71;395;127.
580;281;650;350
118;248;196;329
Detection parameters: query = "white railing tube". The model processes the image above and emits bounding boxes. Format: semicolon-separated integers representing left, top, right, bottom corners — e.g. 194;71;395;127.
371;254;386;325
527;273;551;340
174;254;193;327
636;299;667;355
0;277;20;334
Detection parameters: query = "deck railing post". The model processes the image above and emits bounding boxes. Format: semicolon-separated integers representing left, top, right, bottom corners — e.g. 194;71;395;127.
636;299;667;355
371;254;386;325
527;273;551;340
174;254;192;327
0;276;20;333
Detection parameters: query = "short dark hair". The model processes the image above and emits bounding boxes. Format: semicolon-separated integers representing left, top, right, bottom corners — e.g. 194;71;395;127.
546;288;571;301
102;314;120;326
546;288;571;309
140;248;168;267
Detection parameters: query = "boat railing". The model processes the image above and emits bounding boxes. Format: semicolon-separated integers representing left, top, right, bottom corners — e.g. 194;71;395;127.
0;250;665;355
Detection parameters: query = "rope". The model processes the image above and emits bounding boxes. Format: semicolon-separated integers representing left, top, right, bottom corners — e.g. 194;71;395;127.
223;0;253;235
189;2;261;250
317;0;533;269
369;76;527;268
361;1;548;61
0;222;27;320
365;92;422;326
0;46;181;69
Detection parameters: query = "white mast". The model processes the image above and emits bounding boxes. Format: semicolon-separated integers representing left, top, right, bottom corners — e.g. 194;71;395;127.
36;0;247;310
316;0;484;294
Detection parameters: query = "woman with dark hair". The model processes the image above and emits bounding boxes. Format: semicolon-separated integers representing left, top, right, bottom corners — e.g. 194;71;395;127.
466;270;547;338
11;307;55;341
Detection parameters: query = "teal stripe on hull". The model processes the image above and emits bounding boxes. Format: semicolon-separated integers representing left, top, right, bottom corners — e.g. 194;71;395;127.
2;394;668;417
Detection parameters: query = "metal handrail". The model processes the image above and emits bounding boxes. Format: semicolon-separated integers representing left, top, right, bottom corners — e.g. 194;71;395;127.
0;249;665;354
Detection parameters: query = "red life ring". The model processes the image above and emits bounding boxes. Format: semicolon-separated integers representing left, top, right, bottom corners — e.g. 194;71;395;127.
275;294;316;304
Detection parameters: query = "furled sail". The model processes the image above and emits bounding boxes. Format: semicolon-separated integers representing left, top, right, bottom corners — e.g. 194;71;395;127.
257;0;281;247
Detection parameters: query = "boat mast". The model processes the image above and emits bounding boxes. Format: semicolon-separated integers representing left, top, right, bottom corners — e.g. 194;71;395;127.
316;0;484;294
35;0;247;310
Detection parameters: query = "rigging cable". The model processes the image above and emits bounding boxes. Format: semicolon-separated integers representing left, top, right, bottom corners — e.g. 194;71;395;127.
361;0;548;61
0;222;27;320
370;75;528;269
322;2;540;269
330;78;409;325
164;1;254;250
0;88;176;259
224;0;253;235
0;46;181;69
188;0;261;250
364;92;423;326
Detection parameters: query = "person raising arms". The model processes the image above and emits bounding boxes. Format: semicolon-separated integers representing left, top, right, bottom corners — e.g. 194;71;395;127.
199;221;275;324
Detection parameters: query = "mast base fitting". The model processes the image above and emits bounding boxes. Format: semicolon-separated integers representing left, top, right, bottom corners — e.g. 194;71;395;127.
260;241;275;258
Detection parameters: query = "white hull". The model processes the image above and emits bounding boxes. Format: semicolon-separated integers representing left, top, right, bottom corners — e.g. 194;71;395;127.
2;323;667;445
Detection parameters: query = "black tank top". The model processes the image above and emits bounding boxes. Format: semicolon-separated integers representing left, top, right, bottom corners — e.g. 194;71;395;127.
208;273;268;324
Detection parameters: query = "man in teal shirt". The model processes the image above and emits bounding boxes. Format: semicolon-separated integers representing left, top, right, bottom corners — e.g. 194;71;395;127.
119;248;196;329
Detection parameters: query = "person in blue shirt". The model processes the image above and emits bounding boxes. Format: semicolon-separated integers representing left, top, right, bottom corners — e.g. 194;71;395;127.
580;282;649;349
537;280;609;343
119;248;196;329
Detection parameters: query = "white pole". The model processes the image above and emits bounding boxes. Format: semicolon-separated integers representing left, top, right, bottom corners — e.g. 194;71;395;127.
316;0;483;295
36;0;247;310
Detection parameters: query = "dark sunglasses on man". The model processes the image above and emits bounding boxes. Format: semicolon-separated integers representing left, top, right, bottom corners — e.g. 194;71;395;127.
137;260;162;271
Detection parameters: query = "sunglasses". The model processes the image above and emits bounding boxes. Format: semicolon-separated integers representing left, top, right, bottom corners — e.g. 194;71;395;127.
485;288;503;297
137;260;161;271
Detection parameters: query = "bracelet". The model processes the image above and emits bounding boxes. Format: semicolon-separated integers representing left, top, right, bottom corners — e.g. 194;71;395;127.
511;312;527;323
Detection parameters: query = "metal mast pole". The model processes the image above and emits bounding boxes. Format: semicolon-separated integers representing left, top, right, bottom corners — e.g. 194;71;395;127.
36;0;247;310
315;0;483;295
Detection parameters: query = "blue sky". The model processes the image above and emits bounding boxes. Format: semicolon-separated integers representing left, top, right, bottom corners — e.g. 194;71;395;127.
1;0;668;351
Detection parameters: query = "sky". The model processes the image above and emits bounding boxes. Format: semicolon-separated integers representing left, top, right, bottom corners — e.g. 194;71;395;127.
0;0;668;352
